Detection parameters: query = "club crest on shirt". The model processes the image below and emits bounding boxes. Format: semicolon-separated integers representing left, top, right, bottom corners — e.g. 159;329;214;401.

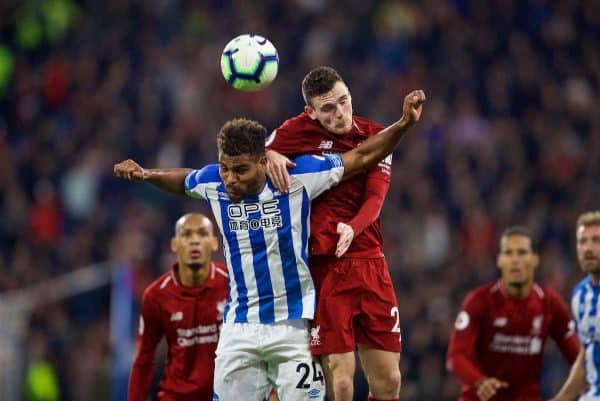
310;325;321;346
531;315;544;335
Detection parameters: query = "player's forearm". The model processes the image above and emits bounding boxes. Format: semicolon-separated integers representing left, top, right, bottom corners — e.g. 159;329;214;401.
552;350;588;400
345;117;411;177
446;353;486;386
143;168;192;195
128;360;155;401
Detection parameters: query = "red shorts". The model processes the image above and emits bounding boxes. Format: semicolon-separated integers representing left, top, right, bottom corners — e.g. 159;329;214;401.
309;256;401;355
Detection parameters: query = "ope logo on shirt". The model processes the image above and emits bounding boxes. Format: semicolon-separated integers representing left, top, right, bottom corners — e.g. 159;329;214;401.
227;199;283;231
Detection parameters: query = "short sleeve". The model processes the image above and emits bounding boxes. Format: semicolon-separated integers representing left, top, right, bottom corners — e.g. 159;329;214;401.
290;154;344;199
184;164;221;200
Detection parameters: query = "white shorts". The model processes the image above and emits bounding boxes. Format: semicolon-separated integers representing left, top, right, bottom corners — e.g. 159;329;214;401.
214;319;325;401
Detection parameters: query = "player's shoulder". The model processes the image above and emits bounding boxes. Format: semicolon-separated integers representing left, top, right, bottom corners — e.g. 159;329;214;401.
143;271;175;299
353;115;384;135
572;276;591;297
290;153;343;175
213;262;228;280
186;164;221;186
462;282;496;306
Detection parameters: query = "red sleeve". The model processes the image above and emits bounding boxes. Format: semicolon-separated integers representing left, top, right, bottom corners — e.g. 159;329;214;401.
446;291;487;386
128;290;163;401
347;157;391;235
548;290;581;364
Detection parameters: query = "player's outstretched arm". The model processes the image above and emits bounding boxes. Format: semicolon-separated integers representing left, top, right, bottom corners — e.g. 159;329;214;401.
341;90;425;179
114;159;192;195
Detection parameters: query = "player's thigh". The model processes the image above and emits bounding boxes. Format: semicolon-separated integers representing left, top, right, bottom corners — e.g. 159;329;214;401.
310;258;361;355
357;345;400;382
321;351;356;381
214;322;270;401
263;320;326;401
355;258;402;352
271;355;325;401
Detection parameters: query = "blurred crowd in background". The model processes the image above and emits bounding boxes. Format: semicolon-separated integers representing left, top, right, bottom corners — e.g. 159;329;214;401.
0;0;598;400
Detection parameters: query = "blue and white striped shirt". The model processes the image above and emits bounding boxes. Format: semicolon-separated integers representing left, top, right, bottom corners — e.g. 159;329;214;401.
572;276;600;399
184;153;344;324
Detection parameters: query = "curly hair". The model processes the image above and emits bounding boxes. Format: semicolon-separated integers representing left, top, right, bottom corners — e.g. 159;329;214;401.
301;66;344;107
217;118;267;158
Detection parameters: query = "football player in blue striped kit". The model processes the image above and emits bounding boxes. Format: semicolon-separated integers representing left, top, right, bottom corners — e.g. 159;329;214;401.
113;89;425;401
549;211;600;401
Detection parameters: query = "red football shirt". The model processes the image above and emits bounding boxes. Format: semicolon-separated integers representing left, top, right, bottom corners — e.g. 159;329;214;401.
267;112;390;258
446;280;580;401
128;262;228;401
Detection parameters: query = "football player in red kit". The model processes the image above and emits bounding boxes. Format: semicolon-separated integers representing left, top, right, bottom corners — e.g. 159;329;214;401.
128;213;228;401
266;66;400;401
446;226;580;401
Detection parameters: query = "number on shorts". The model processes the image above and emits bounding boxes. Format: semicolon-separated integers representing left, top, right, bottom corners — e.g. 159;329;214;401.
295;363;310;389
295;361;324;389
390;306;401;333
312;361;324;385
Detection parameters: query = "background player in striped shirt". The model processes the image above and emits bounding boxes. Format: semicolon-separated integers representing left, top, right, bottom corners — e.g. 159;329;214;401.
113;89;425;401
549;211;600;401
128;213;228;401
266;66;400;401
446;226;579;401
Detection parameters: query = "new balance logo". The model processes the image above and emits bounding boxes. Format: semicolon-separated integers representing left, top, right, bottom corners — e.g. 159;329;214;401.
171;311;183;321
318;140;333;150
310;325;321;346
493;317;507;327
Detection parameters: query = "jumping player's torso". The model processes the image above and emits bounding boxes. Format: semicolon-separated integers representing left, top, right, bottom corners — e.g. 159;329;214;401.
267;113;390;257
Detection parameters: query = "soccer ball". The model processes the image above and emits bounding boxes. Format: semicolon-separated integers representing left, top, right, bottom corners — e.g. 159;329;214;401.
220;34;279;91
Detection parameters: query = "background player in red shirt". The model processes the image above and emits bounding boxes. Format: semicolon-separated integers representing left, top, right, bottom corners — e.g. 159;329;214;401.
128;213;228;401
446;226;580;401
266;66;400;401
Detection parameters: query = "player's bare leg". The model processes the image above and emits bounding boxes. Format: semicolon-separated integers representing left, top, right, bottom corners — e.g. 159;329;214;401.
358;345;401;400
321;352;355;401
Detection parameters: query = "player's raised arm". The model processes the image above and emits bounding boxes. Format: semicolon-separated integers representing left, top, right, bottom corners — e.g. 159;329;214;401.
341;90;425;179
114;159;191;195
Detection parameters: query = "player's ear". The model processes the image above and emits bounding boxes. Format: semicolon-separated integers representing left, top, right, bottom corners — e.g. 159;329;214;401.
305;104;317;120
532;252;540;269
170;237;178;253
211;236;219;252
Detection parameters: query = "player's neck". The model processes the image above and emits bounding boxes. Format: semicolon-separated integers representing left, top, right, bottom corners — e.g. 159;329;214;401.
504;281;532;299
178;263;210;287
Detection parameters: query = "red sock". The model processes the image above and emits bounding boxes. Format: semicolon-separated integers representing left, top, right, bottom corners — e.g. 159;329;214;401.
367;398;398;401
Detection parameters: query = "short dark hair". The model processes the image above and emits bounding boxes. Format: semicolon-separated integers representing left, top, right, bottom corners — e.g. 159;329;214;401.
500;226;538;252
217;118;267;158
301;66;344;106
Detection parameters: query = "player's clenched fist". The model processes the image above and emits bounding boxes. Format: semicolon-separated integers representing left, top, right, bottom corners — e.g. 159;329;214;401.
402;89;426;125
114;159;147;181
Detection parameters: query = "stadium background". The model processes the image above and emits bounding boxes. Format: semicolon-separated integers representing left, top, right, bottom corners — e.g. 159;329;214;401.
0;0;598;400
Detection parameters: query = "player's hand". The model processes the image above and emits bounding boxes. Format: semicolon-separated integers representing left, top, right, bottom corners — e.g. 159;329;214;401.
266;150;295;193
475;377;508;401
335;222;355;258
401;90;426;126
114;159;147;181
